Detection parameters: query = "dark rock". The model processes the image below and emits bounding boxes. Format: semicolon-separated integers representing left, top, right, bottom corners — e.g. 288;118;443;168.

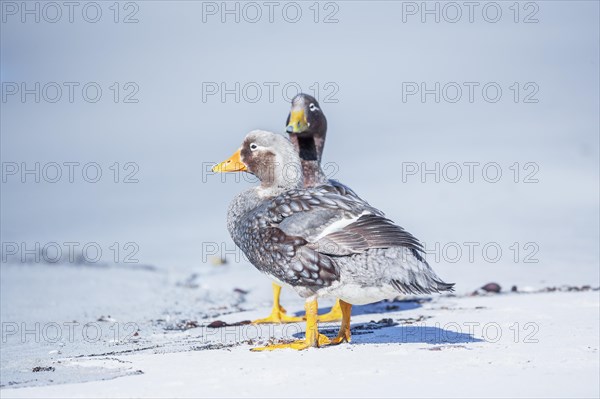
481;282;501;293
32;366;55;372
207;320;227;328
207;320;252;328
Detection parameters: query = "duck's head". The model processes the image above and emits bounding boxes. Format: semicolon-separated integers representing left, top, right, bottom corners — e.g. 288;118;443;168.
286;93;327;136
212;130;303;192
285;93;327;162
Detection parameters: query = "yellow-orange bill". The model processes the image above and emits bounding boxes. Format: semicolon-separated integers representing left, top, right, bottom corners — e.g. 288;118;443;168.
287;109;308;133
212;149;247;172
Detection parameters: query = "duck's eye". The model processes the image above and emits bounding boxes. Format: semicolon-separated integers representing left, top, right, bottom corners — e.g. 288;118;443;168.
309;103;318;112
250;143;258;151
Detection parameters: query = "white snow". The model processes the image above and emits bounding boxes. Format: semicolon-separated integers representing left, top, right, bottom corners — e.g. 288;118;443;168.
1;262;598;398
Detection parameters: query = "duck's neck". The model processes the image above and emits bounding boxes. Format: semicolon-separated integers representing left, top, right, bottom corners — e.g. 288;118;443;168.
257;161;303;198
258;182;300;199
227;187;261;239
295;134;327;188
301;161;327;187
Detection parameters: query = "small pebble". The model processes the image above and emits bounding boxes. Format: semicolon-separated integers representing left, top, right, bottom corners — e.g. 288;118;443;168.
209;257;227;266
207;320;252;328
32;366;55;373
481;282;501;293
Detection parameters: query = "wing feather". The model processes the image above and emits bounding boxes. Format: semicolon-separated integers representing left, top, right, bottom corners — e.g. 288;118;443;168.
312;214;424;256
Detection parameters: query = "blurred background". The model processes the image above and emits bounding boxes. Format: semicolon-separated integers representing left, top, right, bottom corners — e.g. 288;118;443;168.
1;1;598;301
1;1;599;389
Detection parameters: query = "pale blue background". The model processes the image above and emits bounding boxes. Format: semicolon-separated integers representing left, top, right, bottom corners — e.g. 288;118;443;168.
1;1;599;286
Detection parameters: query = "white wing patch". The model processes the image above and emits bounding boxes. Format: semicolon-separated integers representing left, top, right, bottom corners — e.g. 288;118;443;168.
313;211;371;241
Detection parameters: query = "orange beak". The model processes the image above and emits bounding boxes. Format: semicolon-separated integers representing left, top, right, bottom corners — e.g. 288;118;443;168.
212;149;248;172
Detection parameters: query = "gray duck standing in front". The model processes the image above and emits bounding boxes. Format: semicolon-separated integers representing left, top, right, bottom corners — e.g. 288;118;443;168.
253;93;363;324
213;130;454;351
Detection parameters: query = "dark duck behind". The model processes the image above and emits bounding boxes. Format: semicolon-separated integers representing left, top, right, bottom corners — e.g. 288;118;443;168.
286;93;328;187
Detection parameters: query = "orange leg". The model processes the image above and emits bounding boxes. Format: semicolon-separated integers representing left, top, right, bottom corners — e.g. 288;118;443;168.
331;300;352;344
252;298;331;351
253;283;303;324
316;299;344;322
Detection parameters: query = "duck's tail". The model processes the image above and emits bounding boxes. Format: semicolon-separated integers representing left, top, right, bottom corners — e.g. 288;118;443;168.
391;277;455;295
390;248;455;295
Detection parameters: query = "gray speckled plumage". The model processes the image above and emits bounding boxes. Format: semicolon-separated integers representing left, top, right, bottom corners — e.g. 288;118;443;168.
224;130;453;304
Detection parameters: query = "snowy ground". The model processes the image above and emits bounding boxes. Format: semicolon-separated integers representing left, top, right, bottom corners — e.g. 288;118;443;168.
1;261;598;398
